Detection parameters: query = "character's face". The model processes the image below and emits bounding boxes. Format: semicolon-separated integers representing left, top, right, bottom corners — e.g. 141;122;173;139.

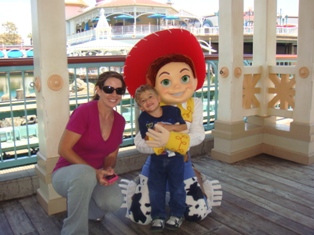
154;62;197;105
138;90;160;112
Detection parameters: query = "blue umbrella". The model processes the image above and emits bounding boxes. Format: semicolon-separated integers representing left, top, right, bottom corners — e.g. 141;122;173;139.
148;14;165;30
163;15;180;27
114;14;134;20
7;49;24;58
163;15;180;20
26;49;33;57
147;13;165;19
92;17;99;22
114;14;135;26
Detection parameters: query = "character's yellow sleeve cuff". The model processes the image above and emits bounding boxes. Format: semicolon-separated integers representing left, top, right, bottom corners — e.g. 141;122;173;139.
165;132;190;155
153;147;165;155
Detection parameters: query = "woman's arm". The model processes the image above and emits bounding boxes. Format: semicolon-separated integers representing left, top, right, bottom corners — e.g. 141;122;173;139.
103;148;119;169
59;129;114;182
58;129;88;165
99;148;119;185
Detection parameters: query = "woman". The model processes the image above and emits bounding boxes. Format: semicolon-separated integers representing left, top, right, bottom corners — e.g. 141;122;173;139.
52;71;126;235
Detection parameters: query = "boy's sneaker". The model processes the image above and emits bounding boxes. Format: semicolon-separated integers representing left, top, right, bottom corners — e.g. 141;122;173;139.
165;216;184;230
151;219;165;232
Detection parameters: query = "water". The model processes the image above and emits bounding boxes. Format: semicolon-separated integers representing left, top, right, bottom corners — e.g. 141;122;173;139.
0;74;35;100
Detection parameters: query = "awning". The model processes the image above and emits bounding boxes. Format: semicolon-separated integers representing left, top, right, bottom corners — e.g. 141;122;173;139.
7;49;24;58
67;39;135;55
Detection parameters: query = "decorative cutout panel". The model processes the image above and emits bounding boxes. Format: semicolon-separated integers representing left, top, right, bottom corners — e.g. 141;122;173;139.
243;73;261;109
268;73;295;109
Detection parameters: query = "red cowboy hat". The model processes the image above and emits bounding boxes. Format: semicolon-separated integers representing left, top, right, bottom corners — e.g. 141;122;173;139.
123;29;206;97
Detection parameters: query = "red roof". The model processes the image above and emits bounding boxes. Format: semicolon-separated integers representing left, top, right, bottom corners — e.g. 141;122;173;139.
65;0;89;7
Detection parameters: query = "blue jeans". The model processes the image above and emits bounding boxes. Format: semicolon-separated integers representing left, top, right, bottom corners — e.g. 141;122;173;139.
52;164;123;235
148;154;186;220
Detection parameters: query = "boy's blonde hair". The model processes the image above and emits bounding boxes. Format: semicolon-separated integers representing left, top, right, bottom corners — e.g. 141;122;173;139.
134;84;158;107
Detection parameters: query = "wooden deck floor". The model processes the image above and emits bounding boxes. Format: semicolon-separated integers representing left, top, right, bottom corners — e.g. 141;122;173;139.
1;154;313;235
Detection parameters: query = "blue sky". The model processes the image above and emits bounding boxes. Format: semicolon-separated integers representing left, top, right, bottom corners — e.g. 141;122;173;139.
0;0;299;42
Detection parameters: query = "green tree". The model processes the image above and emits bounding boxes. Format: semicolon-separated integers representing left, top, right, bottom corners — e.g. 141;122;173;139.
0;22;22;45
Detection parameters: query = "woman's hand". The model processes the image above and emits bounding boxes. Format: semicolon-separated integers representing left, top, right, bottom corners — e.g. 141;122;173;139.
96;167;116;186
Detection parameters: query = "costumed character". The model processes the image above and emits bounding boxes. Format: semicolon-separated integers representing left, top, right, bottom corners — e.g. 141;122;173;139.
119;29;222;225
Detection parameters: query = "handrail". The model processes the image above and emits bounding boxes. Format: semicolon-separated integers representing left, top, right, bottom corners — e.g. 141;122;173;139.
0;55;126;67
0;54;298;169
0;54;298;67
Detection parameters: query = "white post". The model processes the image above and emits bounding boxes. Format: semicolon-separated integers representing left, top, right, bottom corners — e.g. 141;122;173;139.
288;0;314;164
212;0;277;163
31;0;69;214
211;0;245;162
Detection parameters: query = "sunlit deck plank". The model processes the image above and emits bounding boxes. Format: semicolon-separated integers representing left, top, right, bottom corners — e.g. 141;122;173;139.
18;196;61;234
193;155;314;234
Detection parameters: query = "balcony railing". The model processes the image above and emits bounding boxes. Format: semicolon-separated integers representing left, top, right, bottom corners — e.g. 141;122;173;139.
67;25;298;45
0;55;297;170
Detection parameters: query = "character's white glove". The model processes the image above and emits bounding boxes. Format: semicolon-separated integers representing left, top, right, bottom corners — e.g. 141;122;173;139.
146;124;170;148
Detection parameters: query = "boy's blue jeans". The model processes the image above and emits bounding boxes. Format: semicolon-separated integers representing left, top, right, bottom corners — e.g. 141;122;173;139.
148;153;186;220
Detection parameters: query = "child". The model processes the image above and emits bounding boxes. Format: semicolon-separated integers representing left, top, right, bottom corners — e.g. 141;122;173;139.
134;84;187;232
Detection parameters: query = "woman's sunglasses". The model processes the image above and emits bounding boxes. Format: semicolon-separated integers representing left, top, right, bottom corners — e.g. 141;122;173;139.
102;86;125;95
